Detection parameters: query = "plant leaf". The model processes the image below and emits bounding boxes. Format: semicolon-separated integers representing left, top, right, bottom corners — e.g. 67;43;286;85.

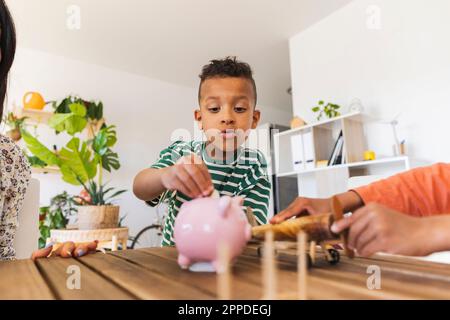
86;101;103;120
48;113;72;131
105;125;117;147
105;189;127;202
54;97;74;113
93;130;108;156
101;149;120;172
102;187;115;195
27;155;47;168
48;104;87;135
59;138;97;185
21;129;61;166
69;103;87;117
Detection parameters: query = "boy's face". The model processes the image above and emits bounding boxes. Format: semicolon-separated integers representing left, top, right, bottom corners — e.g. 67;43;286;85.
195;77;260;153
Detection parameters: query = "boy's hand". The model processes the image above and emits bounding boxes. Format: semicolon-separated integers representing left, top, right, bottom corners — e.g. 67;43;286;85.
161;154;213;199
331;203;427;257
31;241;98;260
270;197;331;224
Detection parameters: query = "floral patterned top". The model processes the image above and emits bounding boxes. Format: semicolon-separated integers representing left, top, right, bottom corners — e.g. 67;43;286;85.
0;134;31;260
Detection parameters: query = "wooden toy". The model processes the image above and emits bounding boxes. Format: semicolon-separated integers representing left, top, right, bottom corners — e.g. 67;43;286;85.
252;196;353;266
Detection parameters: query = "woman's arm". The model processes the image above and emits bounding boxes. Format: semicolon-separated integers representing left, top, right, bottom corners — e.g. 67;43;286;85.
353;163;450;217
272;163;450;223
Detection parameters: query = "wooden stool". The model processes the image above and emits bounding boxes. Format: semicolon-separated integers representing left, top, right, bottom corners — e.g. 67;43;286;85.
47;227;129;251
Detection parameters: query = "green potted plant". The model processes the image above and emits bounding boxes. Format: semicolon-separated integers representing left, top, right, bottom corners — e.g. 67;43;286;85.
312;100;341;121
3;112;27;142
22;96;126;230
39;191;77;248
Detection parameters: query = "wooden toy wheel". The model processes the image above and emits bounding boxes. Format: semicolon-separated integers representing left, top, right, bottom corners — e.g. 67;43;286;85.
326;249;340;265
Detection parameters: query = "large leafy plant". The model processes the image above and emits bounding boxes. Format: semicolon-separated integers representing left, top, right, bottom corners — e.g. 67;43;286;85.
22;96;125;205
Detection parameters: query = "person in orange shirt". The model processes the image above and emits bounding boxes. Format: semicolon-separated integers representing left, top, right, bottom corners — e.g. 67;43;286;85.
271;163;450;257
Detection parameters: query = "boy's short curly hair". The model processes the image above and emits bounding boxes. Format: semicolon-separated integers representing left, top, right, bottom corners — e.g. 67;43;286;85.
198;56;257;106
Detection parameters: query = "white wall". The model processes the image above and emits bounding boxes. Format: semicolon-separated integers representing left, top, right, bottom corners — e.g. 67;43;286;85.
289;0;450;164
6;48;290;238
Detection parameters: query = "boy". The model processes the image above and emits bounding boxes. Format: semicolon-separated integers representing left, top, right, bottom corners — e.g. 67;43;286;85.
133;57;271;246
271;163;450;257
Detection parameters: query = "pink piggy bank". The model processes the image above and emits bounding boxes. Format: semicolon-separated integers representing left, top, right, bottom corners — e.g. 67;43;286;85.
174;196;252;271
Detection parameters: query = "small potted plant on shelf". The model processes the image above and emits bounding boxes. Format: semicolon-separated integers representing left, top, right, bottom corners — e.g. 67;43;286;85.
3;112;27;142
312;100;341;121
22;95;126;230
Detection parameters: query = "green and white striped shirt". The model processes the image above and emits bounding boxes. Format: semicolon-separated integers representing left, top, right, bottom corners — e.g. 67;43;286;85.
148;140;271;246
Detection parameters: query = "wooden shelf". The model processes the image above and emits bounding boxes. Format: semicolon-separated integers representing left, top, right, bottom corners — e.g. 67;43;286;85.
31;166;60;174
19;108;54;125
274;112;377;138
276;156;409;178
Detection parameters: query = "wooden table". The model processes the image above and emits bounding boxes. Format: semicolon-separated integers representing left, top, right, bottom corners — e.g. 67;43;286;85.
1;245;450;299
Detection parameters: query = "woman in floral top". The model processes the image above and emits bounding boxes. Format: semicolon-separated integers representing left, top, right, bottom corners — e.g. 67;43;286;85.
0;1;31;260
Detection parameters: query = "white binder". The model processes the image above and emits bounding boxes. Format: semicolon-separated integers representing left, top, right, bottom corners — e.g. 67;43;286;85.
303;130;316;170
291;134;304;171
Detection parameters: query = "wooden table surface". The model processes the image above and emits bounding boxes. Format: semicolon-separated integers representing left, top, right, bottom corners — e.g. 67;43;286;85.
1;244;450;300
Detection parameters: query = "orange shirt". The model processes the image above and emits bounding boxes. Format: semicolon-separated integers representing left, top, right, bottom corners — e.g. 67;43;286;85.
353;163;450;217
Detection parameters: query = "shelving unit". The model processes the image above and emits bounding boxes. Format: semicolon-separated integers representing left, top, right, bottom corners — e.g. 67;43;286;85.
273;112;409;199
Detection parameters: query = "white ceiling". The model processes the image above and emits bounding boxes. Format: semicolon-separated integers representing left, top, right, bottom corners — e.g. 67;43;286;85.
6;0;352;111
